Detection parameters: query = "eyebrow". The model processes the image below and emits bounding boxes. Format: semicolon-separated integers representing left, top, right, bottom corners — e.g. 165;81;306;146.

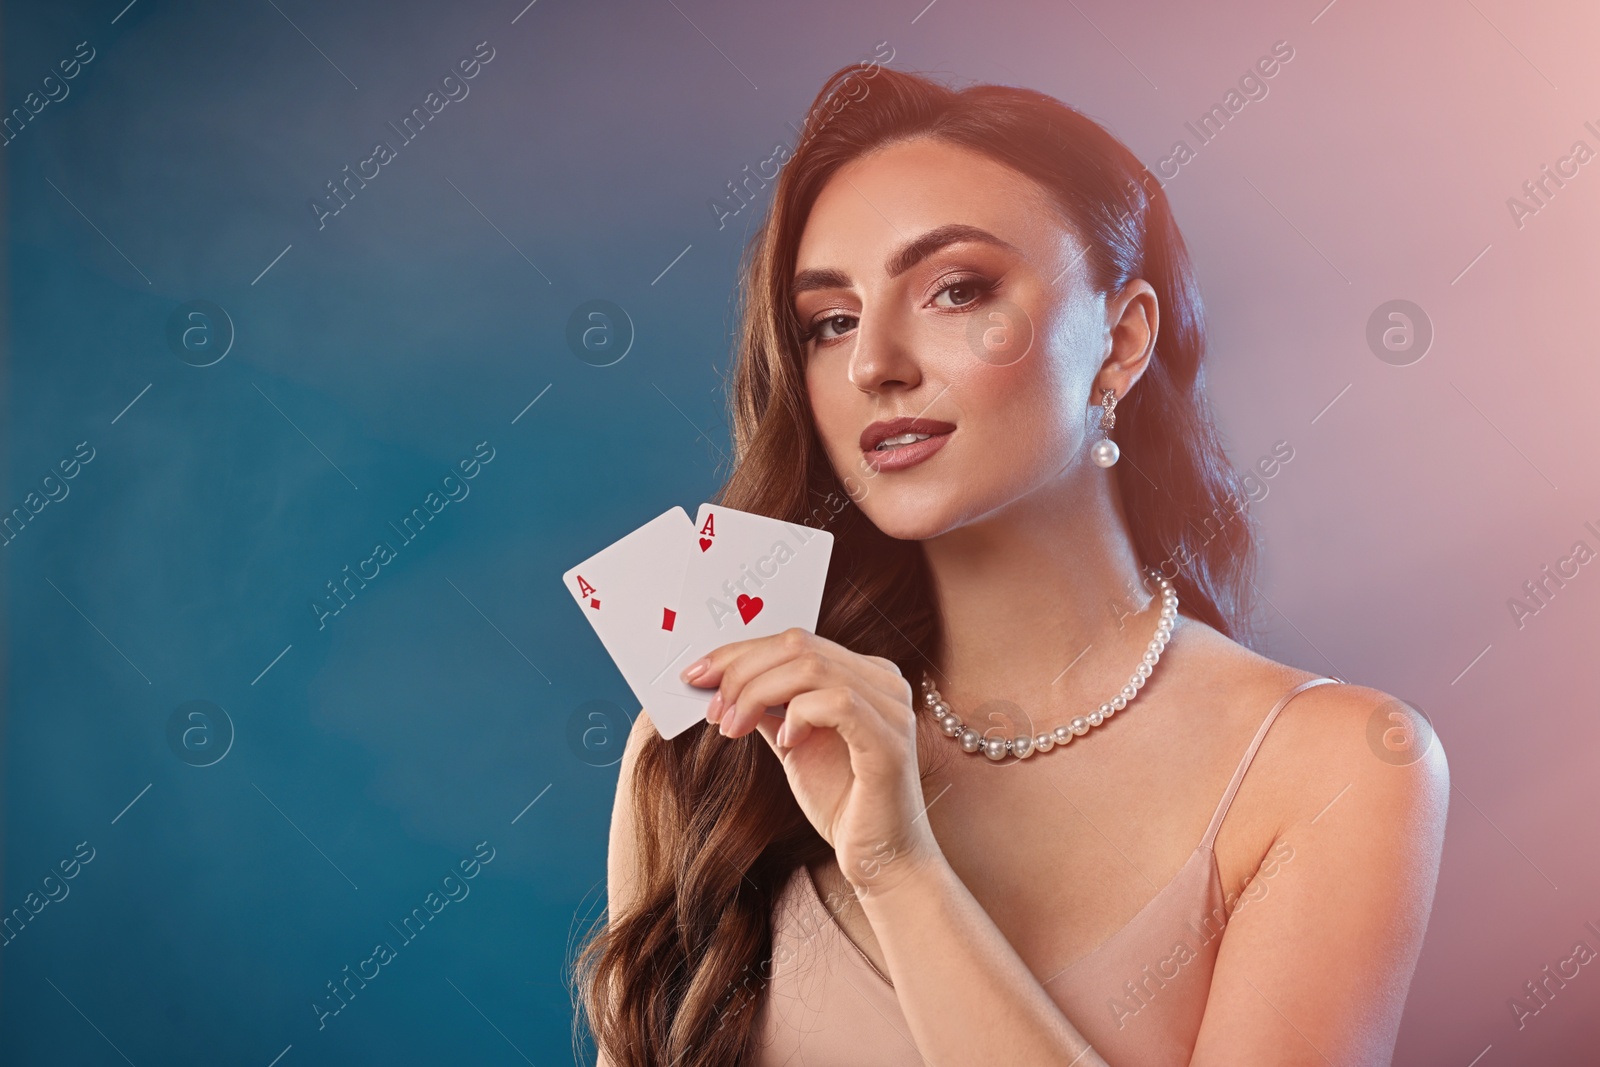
789;223;1023;299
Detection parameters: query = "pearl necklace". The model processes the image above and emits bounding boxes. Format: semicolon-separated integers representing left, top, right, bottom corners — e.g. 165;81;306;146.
920;569;1177;760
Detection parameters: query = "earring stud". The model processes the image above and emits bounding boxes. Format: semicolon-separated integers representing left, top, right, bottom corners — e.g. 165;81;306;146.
1091;387;1120;468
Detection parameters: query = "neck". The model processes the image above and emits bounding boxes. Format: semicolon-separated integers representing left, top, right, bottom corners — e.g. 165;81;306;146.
920;469;1164;717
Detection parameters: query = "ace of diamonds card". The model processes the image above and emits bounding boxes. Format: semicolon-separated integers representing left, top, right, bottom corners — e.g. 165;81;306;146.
560;506;693;714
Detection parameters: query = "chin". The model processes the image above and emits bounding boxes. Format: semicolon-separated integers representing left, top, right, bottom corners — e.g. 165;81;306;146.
854;493;963;541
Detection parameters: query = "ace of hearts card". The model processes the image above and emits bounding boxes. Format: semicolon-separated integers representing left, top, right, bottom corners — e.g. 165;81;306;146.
644;504;835;737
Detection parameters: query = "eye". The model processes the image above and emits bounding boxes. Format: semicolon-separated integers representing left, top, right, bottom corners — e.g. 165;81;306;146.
800;312;858;347
930;275;998;309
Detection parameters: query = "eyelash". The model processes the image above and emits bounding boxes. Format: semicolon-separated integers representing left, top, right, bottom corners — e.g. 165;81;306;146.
798;274;1001;348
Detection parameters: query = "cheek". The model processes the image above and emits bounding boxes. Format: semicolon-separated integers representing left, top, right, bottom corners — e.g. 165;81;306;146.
806;361;860;465
948;354;1078;458
942;294;1091;447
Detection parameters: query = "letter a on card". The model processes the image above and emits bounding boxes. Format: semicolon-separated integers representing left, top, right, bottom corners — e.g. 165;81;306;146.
697;512;716;553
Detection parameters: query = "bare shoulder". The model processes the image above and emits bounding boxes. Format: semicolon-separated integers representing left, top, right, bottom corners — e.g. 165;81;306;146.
1175;619;1450;851
620;705;658;770
606;708;660;921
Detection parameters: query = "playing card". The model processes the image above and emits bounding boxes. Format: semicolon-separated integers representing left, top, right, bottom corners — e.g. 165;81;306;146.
645;504;835;738
561;506;693;713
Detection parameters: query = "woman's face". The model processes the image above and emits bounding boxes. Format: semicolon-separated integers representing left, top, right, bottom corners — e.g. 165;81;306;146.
794;135;1154;541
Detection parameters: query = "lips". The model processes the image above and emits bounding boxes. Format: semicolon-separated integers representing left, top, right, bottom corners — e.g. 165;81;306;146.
859;416;956;473
859;416;957;453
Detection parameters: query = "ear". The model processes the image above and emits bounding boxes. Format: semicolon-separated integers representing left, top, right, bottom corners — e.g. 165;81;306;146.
1094;278;1158;402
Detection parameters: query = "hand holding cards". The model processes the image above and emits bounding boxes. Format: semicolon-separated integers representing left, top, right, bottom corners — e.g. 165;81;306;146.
562;504;835;739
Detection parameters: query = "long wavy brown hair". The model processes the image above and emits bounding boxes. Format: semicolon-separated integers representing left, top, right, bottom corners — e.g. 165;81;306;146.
572;60;1261;1066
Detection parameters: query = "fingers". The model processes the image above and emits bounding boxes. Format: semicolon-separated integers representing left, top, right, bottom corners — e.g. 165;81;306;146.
682;627;902;702
716;650;851;737
707;631;908;736
868;655;913;704
750;713;784;756
865;654;904;678
677;629;796;689
775;686;911;769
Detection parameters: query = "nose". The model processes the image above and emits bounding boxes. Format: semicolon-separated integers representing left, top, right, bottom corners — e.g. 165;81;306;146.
845;303;921;395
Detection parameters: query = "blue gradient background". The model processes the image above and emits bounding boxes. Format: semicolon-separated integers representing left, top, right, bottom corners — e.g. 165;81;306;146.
4;0;1599;1064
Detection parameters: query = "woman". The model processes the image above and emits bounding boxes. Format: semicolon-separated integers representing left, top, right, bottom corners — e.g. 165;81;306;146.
576;61;1448;1066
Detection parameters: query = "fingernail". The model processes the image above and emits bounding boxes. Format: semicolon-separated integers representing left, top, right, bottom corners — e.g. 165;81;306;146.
680;657;711;683
706;690;724;723
776;721;791;747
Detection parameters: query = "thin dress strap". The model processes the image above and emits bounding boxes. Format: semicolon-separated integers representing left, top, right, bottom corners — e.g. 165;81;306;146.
1200;676;1343;849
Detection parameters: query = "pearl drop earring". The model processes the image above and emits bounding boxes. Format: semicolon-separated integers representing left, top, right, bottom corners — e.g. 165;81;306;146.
1090;387;1120;468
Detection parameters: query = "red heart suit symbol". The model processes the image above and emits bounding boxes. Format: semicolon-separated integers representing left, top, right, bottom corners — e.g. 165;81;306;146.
699;538;713;552
736;594;763;624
